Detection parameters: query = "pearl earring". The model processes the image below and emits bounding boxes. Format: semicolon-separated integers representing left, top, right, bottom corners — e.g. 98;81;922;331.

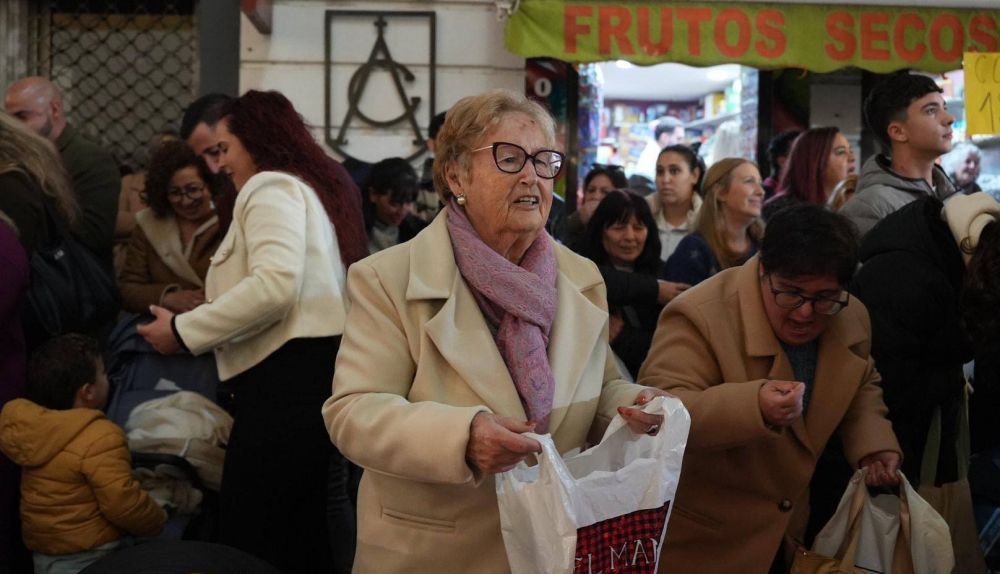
455;193;467;206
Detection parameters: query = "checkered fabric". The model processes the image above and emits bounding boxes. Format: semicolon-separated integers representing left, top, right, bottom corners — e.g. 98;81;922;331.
574;502;671;573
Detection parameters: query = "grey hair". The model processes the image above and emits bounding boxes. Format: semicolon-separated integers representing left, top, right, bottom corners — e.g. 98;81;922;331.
432;89;556;203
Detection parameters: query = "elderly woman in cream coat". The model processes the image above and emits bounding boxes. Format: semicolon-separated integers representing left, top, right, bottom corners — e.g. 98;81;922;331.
323;90;671;574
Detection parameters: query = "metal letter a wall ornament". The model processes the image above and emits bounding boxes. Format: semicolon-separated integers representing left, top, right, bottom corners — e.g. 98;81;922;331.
325;11;436;163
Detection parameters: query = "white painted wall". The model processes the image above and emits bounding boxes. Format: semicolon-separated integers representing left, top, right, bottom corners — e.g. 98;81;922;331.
240;0;525;163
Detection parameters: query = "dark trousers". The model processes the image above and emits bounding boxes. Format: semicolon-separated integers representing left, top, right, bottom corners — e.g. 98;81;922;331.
327;451;359;574
219;336;342;574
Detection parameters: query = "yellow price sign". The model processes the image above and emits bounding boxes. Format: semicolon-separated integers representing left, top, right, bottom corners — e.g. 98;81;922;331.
965;52;1000;136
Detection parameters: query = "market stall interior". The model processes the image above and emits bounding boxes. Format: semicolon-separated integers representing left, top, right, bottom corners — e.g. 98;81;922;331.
576;61;1000;202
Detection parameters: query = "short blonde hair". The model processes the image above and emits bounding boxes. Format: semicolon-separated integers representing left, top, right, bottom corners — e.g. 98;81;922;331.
433;89;556;203
695;157;764;269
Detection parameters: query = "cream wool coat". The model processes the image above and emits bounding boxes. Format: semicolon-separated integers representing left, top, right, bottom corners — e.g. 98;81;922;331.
174;171;347;380
638;257;901;573
323;211;645;574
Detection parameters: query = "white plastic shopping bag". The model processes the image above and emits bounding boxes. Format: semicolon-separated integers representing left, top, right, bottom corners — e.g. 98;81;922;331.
496;396;690;574
812;468;954;574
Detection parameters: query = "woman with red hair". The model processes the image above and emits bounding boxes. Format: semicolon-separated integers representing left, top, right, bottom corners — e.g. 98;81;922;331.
762;127;855;221
138;90;366;573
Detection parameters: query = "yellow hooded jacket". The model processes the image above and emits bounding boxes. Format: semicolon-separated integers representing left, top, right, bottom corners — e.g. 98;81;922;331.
0;399;166;555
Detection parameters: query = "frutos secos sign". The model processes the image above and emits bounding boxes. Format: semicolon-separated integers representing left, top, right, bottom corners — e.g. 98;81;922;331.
505;1;999;73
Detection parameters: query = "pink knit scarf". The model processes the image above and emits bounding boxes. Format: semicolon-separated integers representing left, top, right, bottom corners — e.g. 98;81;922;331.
446;200;557;432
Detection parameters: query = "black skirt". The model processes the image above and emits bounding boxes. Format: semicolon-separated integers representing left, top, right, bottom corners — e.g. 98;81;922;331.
219;336;340;574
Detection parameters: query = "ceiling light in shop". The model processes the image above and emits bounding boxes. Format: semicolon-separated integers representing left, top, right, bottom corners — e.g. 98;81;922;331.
615;60;633;69
706;65;740;82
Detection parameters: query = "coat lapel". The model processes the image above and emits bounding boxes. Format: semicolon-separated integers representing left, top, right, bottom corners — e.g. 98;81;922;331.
737;258;813;454
546;247;606;434
135;209;213;287
408;213;527;420
804;299;869;453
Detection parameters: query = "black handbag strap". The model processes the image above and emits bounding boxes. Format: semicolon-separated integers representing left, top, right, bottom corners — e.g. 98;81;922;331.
37;193;72;248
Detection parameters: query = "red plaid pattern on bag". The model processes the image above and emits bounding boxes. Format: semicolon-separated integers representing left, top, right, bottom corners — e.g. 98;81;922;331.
574;502;670;573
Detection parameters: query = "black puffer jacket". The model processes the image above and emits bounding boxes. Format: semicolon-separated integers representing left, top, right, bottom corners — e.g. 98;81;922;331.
850;197;973;486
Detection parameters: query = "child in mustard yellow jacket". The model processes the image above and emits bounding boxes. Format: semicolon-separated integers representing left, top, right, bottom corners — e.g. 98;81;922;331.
0;334;165;574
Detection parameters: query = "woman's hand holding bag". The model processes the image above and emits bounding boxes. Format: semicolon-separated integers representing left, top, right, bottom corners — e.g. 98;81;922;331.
796;468;954;574
496;395;690;574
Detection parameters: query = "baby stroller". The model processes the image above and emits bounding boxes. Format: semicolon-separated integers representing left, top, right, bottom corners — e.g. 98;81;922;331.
104;313;229;542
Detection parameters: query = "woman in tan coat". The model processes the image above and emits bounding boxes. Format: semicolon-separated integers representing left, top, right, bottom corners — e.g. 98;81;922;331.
640;204;902;573
118;141;222;314
323;90;672;574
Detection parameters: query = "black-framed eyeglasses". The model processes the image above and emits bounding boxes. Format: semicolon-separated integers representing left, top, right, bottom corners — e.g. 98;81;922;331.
167;183;206;201
766;274;849;316
471;142;564;179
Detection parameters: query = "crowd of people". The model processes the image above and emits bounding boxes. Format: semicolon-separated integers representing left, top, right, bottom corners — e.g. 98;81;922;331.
0;68;998;574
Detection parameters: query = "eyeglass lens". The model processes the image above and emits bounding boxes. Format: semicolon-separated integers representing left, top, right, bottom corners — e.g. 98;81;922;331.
768;275;845;315
492;142;563;179
773;292;845;315
168;184;205;200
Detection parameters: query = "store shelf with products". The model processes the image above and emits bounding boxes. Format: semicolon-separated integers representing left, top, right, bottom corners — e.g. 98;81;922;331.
598;99;700;173
588;63;749;178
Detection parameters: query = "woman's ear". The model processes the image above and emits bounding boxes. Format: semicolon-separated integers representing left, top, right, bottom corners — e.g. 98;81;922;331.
715;182;728;200
444;161;465;195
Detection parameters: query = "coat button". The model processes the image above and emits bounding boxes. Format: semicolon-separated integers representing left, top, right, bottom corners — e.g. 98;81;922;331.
778;499;793;512
206;297;213;304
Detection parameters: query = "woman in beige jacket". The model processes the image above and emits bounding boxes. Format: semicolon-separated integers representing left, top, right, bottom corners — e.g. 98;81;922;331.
137;90;367;574
323;90;671;574
640;204;902;573
118;140;222;314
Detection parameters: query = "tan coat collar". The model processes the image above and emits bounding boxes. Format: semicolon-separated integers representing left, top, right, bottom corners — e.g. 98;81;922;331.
406;209;607;431
736;256;870;453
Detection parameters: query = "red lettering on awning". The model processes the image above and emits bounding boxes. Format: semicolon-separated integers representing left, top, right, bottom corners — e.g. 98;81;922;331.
825;12;856;61
755;10;786;59
564;5;592;54
715;9;751;58
893;13;926;63
860;12;890;60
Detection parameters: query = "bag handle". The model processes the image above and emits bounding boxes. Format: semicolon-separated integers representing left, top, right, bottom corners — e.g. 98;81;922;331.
832;469;870;571
840;469;916;574
523;432;575;489
38;194;71;247
891;478;915;574
597;395;672;458
522;396;675;510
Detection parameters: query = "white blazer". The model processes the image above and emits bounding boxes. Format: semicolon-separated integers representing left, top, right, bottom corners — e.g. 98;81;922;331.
175;171;347;380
